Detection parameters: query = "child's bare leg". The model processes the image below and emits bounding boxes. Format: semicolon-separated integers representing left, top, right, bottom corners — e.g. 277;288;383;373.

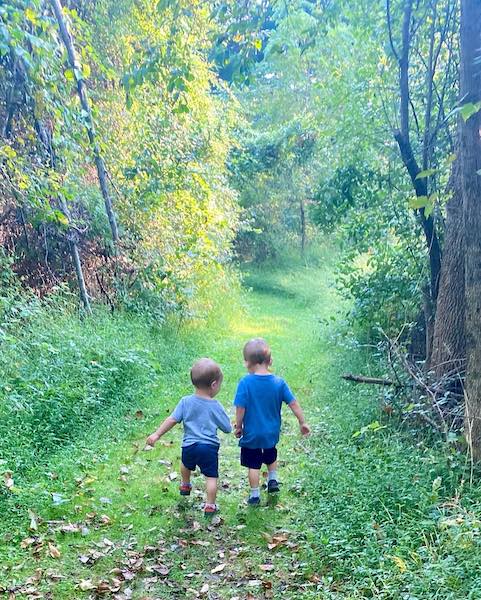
267;460;278;476
248;468;261;489
180;462;192;484
205;477;217;505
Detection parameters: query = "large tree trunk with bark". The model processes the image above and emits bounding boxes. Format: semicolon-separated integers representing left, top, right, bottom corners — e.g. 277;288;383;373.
430;161;465;379
460;0;481;461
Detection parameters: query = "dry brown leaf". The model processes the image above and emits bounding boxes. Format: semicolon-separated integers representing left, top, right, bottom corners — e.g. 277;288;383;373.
211;563;226;574
95;580;113;595
48;542;61;559
150;564;169;576
60;522;80;534
191;540;210;547
260;564;274;571
78;579;95;591
4;471;14;490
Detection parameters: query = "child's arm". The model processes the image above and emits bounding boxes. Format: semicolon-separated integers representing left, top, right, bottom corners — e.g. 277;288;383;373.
146;417;178;447
288;400;310;436
234;406;245;438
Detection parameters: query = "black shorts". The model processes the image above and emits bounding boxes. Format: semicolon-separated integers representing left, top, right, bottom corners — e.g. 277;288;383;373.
181;443;219;478
240;446;277;470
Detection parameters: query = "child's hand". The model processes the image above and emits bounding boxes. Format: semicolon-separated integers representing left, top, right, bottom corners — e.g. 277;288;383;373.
234;426;243;438
146;434;158;447
300;423;311;437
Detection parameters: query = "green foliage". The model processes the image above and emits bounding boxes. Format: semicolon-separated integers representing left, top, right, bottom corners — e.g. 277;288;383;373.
0;291;155;487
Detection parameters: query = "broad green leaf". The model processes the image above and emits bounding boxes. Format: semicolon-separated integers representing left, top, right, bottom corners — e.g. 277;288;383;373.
415;168;437;180
64;69;75;82
459;101;481;122
408;196;429;210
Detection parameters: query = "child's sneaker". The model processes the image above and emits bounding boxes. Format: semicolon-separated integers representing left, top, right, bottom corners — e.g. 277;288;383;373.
204;503;219;517
267;479;280;494
247;496;261;506
179;483;192;496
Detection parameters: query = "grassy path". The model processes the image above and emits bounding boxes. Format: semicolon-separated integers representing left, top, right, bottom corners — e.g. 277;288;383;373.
4;257;479;599
2;257;340;599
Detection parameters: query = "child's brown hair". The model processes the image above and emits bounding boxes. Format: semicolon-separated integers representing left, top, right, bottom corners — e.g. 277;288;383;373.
243;338;272;366
190;358;223;388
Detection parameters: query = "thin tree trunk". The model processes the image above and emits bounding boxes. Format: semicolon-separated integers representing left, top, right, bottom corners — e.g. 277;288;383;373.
389;0;442;351
49;0;119;244
460;0;481;461
299;197;306;255
34;116;92;314
430;161;465;378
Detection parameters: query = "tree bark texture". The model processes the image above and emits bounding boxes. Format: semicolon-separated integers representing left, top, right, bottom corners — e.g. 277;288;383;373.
460;0;481;461
50;0;120;244
430;161;465;378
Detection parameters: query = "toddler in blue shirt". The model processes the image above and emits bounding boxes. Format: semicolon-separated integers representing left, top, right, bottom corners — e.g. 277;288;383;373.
234;338;310;505
146;358;231;516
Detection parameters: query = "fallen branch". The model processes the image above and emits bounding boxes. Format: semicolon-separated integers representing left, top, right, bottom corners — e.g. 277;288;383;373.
342;373;396;386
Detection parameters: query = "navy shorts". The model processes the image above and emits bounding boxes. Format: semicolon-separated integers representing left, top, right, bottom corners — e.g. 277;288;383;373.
181;443;219;478
240;446;277;470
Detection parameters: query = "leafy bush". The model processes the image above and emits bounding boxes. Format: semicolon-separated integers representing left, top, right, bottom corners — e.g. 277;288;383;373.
0;289;156;484
311;165;426;340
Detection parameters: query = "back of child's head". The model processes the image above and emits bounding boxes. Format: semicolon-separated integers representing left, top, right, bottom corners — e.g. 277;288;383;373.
190;358;223;389
243;338;272;366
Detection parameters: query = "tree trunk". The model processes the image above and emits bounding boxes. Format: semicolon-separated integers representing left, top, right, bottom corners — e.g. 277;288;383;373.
49;0;120;244
430;161;465;379
34;114;92;314
460;0;481;461
390;0;442;357
299;197;306;255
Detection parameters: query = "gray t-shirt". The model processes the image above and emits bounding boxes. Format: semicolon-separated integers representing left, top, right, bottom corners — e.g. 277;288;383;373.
171;394;232;447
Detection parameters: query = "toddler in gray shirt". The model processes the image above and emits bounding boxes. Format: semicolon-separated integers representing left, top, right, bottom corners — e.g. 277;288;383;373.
146;358;231;517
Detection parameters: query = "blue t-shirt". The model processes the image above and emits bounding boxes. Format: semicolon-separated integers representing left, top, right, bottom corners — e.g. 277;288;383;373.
233;374;295;449
171;395;232;448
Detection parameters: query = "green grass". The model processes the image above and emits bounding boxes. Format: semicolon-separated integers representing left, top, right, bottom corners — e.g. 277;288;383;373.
2;248;481;599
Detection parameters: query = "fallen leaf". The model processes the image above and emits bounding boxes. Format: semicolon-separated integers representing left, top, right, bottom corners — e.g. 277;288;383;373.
247;579;262;587
60;522;80;534
78;579;95;591
191;540;210;547
168;472;178;481
120;466;129;475
4;471;14;490
211;563;226;574
28;510;38;531
150;563;169;576
200;583;209;594
260;564;274;571
48;543;61;558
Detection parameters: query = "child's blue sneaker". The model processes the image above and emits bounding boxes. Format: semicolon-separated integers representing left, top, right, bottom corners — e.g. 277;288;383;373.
247;496;260;506
267;479;280;493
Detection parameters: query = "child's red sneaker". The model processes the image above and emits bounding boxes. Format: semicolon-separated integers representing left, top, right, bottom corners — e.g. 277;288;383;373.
179;483;192;496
